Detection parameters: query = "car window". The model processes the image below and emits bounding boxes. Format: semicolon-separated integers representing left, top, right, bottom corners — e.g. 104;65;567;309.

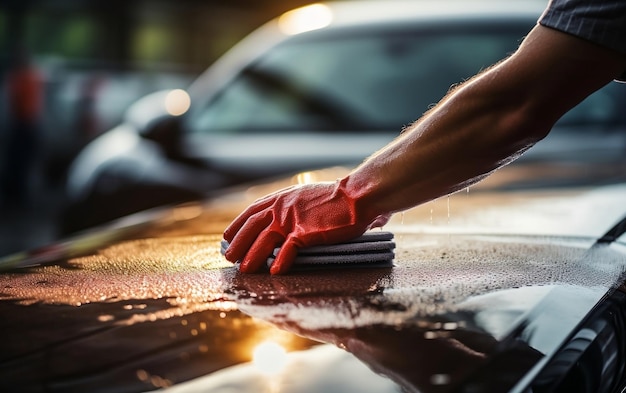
188;25;624;134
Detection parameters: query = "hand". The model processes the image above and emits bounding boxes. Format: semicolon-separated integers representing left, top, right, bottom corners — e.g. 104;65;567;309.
223;177;391;274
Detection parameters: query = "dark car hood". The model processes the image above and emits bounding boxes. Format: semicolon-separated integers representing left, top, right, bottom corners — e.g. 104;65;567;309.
1;166;626;393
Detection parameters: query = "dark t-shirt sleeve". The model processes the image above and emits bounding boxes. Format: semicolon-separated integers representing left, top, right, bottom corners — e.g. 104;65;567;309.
539;0;626;81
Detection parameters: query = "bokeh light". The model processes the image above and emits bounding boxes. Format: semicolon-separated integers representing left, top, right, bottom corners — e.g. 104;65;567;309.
165;89;191;116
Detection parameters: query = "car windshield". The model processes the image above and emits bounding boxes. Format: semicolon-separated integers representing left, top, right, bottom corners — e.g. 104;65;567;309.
189;24;624;134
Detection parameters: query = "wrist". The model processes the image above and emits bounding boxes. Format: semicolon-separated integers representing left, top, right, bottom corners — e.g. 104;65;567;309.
337;174;388;224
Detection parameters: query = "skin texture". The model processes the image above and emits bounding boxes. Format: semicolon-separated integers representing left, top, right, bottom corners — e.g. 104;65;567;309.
224;24;626;274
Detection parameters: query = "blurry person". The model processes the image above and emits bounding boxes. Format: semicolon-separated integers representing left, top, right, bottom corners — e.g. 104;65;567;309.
223;0;626;274
1;46;44;206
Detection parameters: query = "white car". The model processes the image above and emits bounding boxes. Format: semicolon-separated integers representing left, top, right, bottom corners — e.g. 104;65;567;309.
63;0;626;233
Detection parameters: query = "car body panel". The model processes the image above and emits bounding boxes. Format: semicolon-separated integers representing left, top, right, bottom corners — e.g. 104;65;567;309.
180;132;393;177
2;165;626;392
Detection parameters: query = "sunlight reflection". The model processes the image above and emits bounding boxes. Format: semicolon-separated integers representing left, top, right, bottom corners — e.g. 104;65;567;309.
252;341;288;376
295;171;316;184
278;3;333;35
170;203;203;221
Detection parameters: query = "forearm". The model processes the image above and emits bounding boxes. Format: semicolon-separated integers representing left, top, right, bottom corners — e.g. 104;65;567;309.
345;25;626;217
345;69;547;215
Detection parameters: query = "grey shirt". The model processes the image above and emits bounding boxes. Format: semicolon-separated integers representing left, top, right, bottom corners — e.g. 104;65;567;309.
539;0;626;81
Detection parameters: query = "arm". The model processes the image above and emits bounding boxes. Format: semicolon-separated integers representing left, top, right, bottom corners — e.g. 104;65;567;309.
347;25;626;214
224;25;626;274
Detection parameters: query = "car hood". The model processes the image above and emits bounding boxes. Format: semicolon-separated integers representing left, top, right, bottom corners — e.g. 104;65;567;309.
1;166;626;393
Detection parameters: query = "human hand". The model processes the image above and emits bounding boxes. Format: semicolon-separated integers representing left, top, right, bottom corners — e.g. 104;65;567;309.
223;177;391;274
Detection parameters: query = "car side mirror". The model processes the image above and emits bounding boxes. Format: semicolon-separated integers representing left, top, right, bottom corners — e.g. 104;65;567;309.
124;89;191;154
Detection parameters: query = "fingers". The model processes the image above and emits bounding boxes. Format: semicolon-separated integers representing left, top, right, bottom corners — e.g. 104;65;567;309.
223;196;278;242
224;185;300;241
270;236;300;275
240;230;285;273
224;208;274;263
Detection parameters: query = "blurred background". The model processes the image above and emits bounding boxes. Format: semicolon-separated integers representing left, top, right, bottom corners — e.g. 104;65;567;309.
0;0;315;256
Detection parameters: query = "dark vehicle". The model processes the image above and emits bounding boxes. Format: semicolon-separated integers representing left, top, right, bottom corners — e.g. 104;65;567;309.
62;0;626;233
1;162;626;392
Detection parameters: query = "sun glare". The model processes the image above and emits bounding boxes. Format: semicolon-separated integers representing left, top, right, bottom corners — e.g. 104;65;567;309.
278;3;333;35
295;171;316;184
252;341;288;376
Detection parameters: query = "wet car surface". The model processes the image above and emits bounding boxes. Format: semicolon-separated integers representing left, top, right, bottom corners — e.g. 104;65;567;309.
2;166;626;392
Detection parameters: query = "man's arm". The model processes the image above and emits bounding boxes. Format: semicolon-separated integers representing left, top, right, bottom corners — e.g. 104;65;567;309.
224;25;626;274
346;24;626;215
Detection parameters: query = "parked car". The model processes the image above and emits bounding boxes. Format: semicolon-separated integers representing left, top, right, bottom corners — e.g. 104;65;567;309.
1;160;626;392
61;0;626;234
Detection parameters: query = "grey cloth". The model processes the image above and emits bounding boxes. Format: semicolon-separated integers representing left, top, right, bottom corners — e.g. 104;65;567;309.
539;0;626;81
